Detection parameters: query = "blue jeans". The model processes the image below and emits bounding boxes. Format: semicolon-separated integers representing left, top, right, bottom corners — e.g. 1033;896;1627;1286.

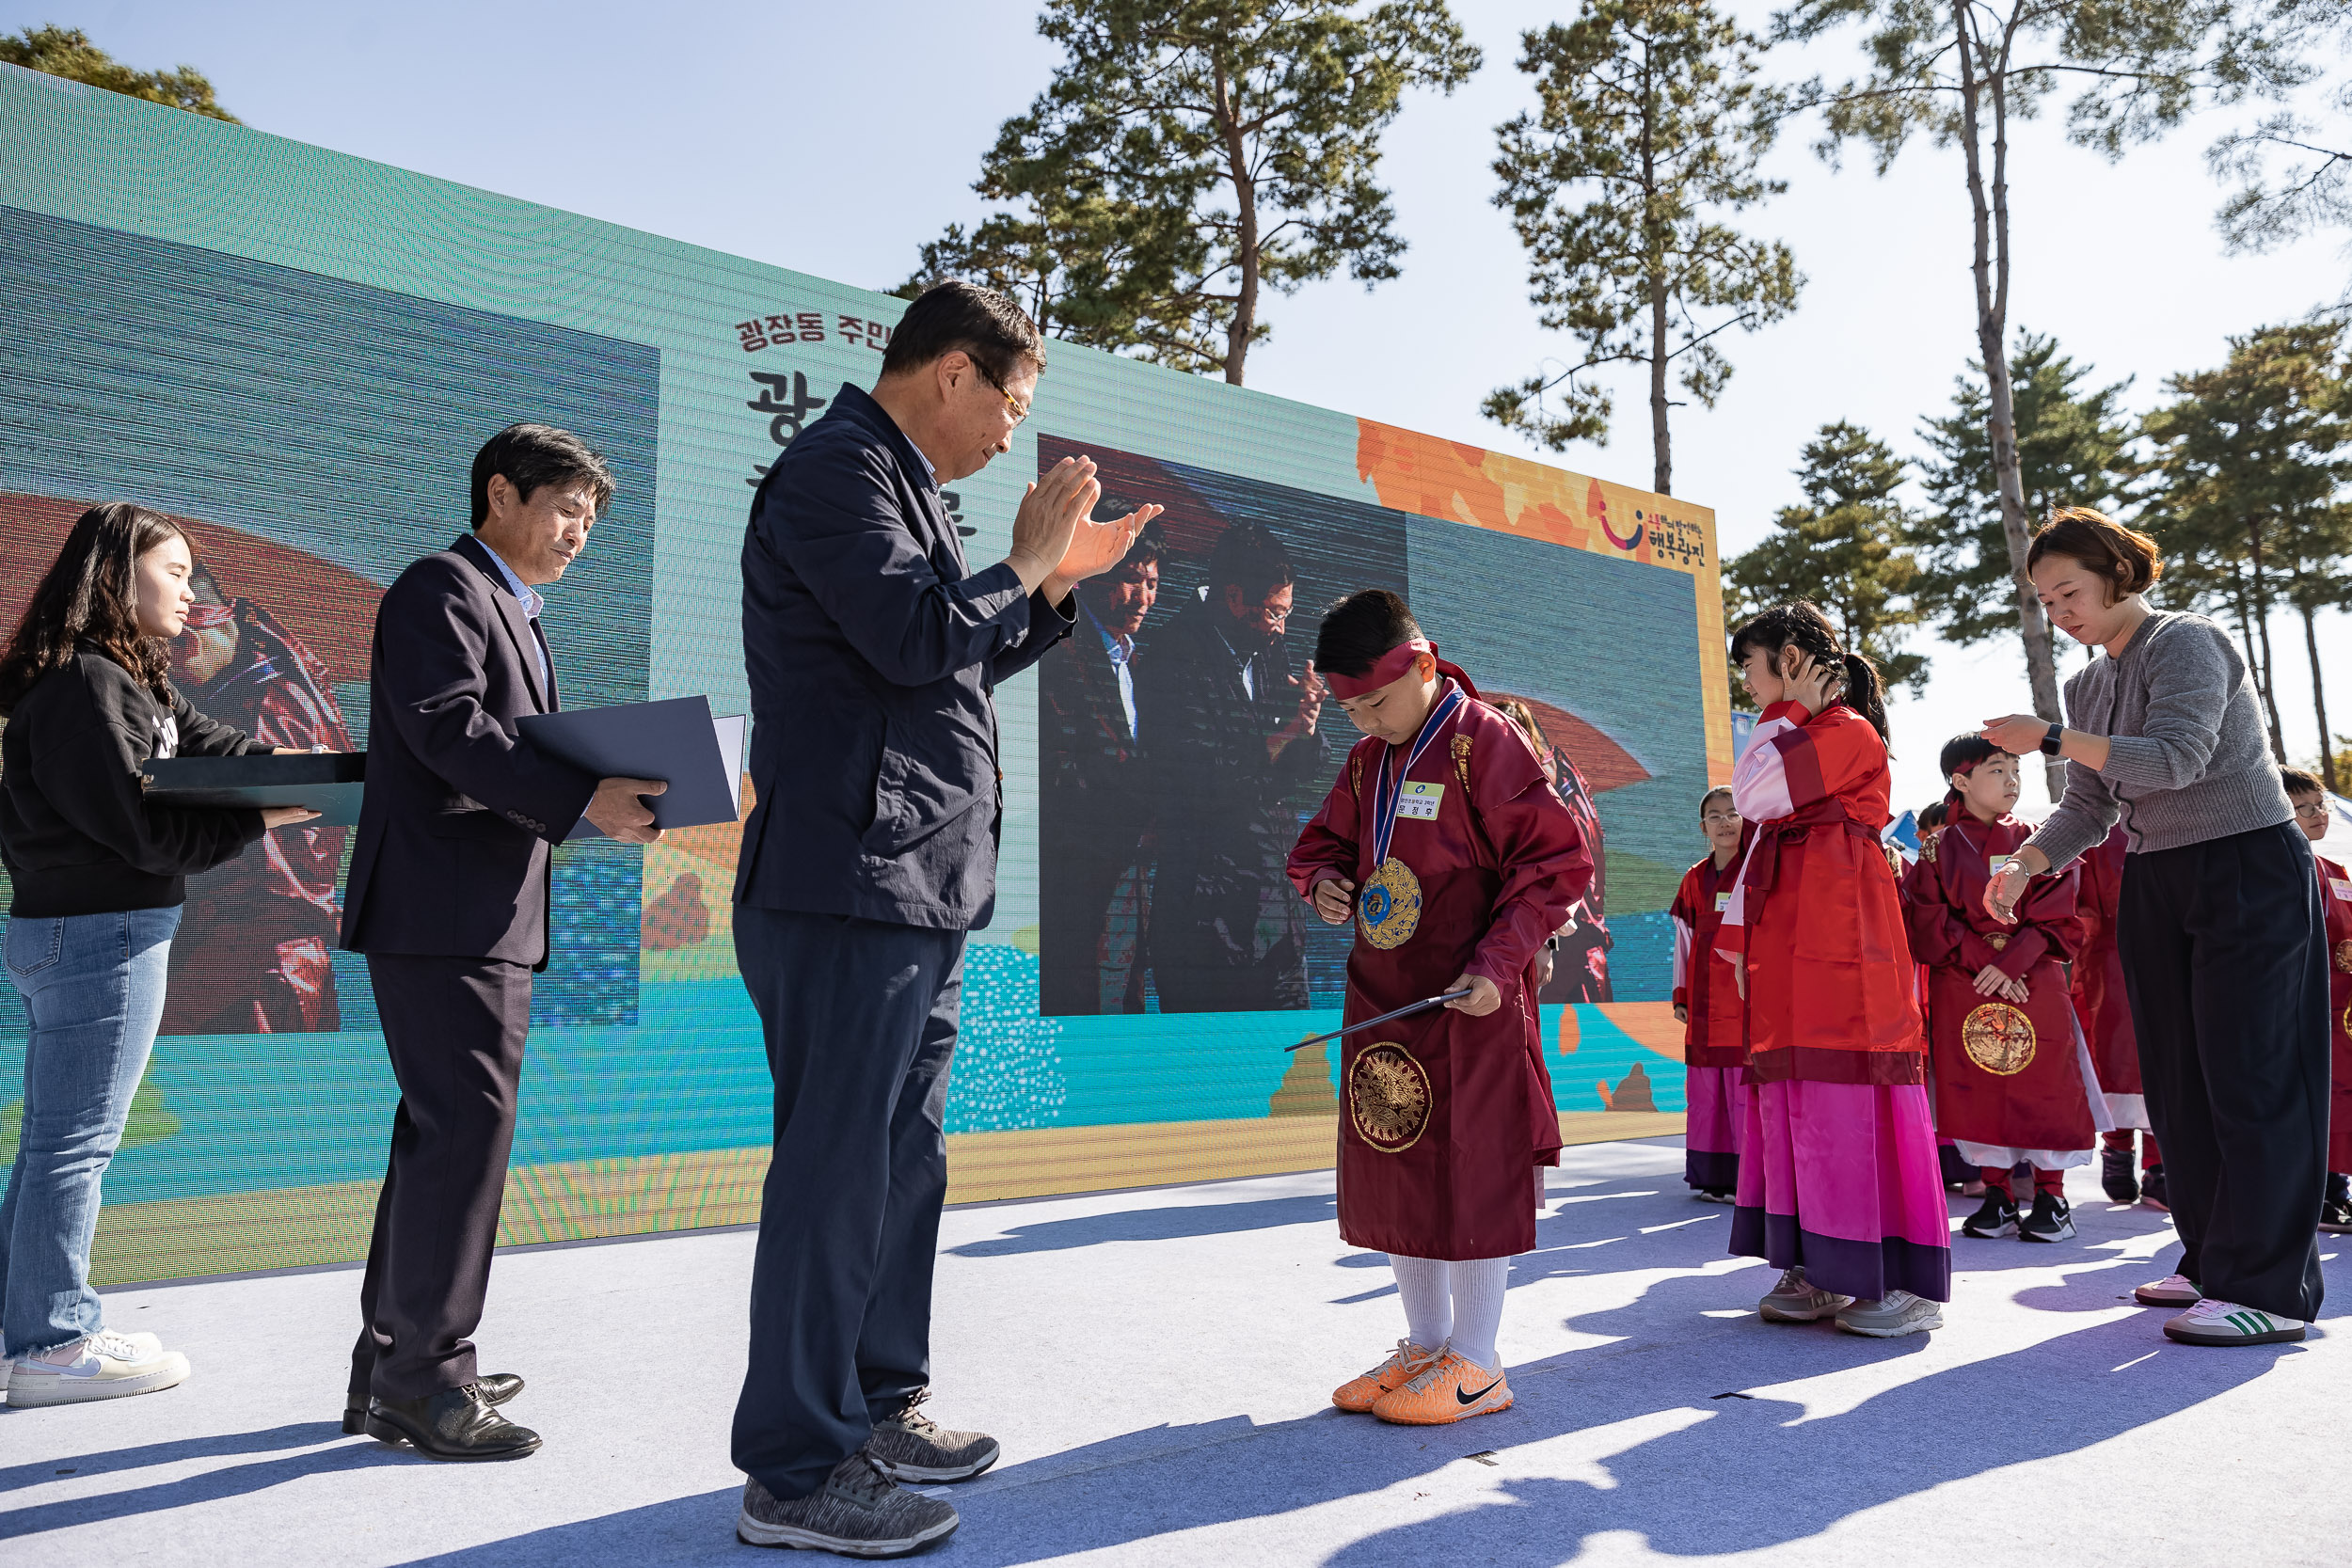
0;906;182;1355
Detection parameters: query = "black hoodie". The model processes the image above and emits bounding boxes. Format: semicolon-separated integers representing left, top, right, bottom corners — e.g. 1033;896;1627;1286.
0;648;267;917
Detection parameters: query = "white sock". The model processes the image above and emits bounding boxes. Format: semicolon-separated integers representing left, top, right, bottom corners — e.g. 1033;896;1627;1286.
1447;1256;1510;1371
1391;1254;1452;1350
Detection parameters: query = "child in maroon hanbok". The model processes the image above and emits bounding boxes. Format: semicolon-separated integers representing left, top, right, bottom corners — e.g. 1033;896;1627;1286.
1902;737;2104;1243
1289;591;1591;1426
2283;768;2352;1234
1671;788;1748;1203
2070;824;2166;1208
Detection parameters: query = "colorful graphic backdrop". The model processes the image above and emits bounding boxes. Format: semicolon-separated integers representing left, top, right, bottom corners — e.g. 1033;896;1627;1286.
0;63;1724;1283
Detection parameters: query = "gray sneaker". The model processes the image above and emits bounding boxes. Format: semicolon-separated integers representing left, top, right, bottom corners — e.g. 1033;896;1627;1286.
738;1452;959;1558
1758;1266;1853;1323
866;1387;1000;1483
1836;1290;1945;1338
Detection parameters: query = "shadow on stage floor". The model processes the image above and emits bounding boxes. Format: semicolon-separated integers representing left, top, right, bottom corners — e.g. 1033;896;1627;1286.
365;1164;2320;1567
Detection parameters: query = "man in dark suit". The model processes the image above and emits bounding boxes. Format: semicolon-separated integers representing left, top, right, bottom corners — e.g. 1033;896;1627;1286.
341;423;664;1461
730;283;1157;1557
1134;521;1327;1012
1039;517;1165;1015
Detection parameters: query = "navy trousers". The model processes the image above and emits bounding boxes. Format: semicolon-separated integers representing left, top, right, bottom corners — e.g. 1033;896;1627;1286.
731;907;965;1500
2118;820;2328;1322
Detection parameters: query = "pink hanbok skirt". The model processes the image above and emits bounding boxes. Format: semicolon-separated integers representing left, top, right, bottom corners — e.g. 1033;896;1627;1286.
1684;1066;1747;1192
1729;1079;1952;1303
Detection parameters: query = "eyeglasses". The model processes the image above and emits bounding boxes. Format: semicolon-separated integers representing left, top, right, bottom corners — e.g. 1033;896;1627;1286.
973;362;1030;427
1702;812;1741;825
2293;800;2331;819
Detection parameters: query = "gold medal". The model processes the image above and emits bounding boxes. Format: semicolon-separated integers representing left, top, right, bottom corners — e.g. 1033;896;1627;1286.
1962;1002;2037;1076
1348;1040;1431;1152
1358;856;1422;950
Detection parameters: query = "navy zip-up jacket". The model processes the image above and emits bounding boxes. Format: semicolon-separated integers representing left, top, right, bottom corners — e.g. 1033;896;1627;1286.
735;384;1073;928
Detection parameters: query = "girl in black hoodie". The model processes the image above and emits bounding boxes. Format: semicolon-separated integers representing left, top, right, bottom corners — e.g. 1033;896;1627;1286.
0;502;317;1407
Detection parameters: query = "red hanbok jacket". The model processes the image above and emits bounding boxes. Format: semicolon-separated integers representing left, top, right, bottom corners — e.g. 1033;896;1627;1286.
1671;851;1747;1069
1716;701;1923;1085
1289;678;1592;1261
1901;812;2091;1153
2067;826;2141;1103
2316;852;2352;1172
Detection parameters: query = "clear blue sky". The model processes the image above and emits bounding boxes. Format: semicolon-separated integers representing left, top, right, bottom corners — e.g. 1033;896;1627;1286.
11;0;2351;818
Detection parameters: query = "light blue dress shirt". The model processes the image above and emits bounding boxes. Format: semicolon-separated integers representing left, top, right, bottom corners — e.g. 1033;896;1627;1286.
476;540;550;693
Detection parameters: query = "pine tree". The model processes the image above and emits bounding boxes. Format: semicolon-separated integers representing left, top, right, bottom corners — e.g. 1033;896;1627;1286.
1914;332;2135;670
0;24;238;121
1484;0;1799;496
1776;0;2315;797
1725;420;1927;695
2141;319;2352;770
903;0;1481;385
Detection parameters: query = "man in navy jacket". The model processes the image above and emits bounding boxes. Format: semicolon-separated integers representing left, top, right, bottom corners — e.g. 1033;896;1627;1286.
730;282;1158;1557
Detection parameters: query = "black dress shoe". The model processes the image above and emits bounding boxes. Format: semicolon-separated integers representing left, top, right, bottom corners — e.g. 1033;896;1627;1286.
364;1385;542;1461
344;1372;523;1435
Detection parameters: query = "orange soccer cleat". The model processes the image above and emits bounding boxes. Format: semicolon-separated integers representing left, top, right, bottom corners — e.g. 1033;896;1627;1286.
1370;1349;1513;1425
1332;1339;1436;1413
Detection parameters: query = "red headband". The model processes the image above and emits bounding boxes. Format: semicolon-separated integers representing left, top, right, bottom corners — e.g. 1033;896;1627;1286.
1324;638;1482;701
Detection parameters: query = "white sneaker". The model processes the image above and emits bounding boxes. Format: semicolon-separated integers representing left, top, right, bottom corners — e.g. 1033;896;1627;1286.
8;1331;189;1407
2162;1299;2307;1346
2133;1273;2201;1307
1836;1290;1944;1338
1758;1266;1853;1323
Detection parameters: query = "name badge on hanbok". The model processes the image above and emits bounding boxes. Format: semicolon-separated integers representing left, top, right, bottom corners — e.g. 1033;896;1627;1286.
1394;782;1445;820
2331;878;2352;904
1714;891;1732;912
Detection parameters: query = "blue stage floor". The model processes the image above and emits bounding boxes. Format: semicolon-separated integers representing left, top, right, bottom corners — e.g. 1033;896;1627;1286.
4;1138;2344;1566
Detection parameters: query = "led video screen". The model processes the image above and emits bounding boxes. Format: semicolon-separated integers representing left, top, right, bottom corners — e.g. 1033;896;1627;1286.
0;62;1727;1284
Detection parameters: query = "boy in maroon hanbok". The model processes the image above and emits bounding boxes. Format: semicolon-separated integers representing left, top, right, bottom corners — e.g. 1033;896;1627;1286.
1289;592;1590;1426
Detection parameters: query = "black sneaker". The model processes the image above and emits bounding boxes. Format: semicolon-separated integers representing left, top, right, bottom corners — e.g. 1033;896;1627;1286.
738;1452;959;1557
2139;1164;2169;1212
1962;1189;2021;1239
866;1387;1000;1484
2100;1148;2140;1203
2020;1190;2075;1243
2319;1195;2352;1235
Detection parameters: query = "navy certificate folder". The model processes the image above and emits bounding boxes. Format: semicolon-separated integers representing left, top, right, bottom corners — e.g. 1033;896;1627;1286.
516;696;747;839
141;752;368;827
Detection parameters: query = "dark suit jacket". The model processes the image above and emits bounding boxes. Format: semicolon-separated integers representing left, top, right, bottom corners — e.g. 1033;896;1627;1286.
341;534;599;967
735;384;1073;929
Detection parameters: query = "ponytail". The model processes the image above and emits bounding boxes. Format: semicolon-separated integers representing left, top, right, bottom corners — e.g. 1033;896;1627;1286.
1840;652;1888;744
1726;599;1892;746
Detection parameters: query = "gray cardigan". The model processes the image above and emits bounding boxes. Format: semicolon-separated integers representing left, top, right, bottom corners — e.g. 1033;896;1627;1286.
2025;610;2294;871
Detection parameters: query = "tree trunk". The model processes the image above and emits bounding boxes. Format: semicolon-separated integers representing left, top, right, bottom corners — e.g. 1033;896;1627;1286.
1641;39;1671;495
2302;595;2336;791
2246;517;2286;758
1952;4;2062;798
1216;57;1257;387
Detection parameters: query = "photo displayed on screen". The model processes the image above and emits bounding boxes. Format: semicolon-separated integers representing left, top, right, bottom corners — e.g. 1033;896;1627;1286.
1036;438;1700;1019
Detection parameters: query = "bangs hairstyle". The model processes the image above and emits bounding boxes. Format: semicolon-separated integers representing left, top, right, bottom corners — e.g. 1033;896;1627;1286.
0;501;187;715
1699;785;1734;819
470;422;615;529
1727;599;1890;744
2281;766;2325;797
2026;507;2161;602
1314;589;1419;678
1939;734;2000;779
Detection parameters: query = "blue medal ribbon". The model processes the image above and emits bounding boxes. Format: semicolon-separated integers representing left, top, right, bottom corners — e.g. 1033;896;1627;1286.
1371;683;1466;868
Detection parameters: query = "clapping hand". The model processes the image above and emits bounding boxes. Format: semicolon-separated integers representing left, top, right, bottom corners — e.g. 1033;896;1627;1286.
1268;660;1325;761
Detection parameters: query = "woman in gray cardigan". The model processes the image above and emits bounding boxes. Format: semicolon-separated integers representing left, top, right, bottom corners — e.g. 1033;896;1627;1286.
1980;509;2328;1346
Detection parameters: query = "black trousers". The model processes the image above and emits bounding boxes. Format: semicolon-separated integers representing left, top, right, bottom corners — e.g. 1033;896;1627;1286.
349;954;532;1402
732;907;964;1500
2118;820;2328;1322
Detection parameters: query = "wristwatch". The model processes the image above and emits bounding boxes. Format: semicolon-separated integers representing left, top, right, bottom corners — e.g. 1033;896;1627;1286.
2039;721;2063;756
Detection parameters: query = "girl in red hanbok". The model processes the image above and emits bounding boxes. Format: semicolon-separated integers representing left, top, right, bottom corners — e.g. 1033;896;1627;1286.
1716;602;1948;1338
1671;787;1748;1203
1902;737;2106;1244
2283;768;2352;1234
1289;591;1591;1426
2071;824;2166;1209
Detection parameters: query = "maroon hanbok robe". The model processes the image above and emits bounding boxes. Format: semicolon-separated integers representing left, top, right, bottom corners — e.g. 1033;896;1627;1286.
1901;812;2093;1154
2068;826;2146;1125
1289;677;1592;1260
